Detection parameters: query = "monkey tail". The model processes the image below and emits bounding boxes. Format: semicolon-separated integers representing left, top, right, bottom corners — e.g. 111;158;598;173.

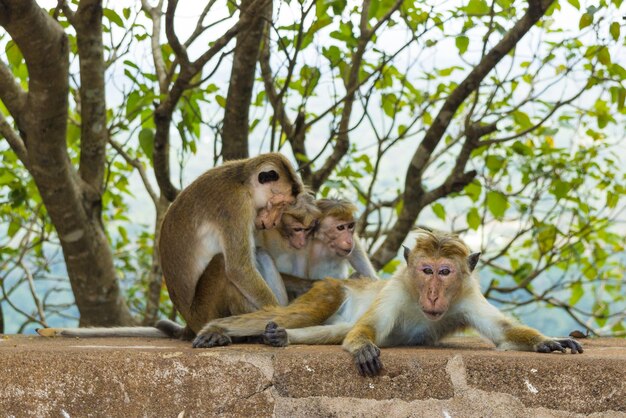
36;327;168;338
155;319;195;340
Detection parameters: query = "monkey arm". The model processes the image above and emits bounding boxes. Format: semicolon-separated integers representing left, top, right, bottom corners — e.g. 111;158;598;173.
348;237;379;279
341;282;403;376
222;231;280;310
463;292;583;354
287;323;353;345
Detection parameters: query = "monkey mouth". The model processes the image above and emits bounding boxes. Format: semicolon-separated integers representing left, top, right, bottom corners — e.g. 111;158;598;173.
422;310;445;321
336;248;353;257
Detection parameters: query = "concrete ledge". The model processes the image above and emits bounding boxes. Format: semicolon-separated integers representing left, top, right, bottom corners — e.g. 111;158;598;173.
1;335;624;417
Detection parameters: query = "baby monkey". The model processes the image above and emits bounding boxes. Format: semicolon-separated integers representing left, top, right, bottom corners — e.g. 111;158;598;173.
193;229;583;376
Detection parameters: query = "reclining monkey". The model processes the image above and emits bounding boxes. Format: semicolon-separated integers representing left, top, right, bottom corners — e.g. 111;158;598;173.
192;229;583;376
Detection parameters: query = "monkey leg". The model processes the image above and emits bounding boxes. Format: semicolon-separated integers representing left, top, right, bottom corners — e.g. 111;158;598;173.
192;279;346;348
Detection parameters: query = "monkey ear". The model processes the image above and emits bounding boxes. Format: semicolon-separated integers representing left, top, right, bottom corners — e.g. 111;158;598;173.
403;245;411;262
468;252;481;272
258;170;279;184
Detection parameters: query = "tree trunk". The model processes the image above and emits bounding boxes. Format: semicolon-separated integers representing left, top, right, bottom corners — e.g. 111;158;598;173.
0;302;4;334
0;0;134;326
221;0;272;160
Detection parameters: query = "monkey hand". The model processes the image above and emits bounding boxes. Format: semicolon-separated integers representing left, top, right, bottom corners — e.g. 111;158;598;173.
262;321;289;347
535;337;583;354
192;331;232;348
353;343;383;377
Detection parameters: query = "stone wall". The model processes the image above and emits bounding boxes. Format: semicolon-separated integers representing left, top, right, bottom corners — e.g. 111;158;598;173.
1;335;624;417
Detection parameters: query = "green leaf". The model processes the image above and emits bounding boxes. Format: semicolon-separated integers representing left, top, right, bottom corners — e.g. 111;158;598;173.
7;220;20;237
5;41;23;68
432;203;446;220
512;110;532;130
485;155;505;175
486;191;508;219
550;180;569;200
465;181;482;202
569;282;584;305
536;224;557;254
382;259;401;274
215;95;226;108
139;128;154;163
103;8;124;27
567;0;580;9
465;0;489;14
455;36;469;54
597;47;611;66
610;22;620;41
467;207;481;230
579;13;592;29
511;141;532;156
382;93;397;117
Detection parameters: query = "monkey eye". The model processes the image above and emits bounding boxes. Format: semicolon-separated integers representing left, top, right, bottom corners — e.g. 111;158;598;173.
422;267;433;275
293;227;303;232
439;268;451;276
347;222;355;230
337;225;345;231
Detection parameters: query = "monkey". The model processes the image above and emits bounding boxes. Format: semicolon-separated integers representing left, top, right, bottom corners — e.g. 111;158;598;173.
158;198;380;342
37;153;303;339
255;197;379;302
190;229;583;376
254;190;320;293
306;198;378;280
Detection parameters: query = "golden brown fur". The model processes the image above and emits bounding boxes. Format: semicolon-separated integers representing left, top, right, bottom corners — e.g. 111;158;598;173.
37;153;303;340
194;229;583;375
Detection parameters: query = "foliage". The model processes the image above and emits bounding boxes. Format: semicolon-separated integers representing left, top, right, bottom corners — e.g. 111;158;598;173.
0;0;624;335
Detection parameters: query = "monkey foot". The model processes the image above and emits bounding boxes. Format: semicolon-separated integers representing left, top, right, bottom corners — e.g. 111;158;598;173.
262;321;288;347
536;338;583;354
192;332;232;348
354;343;382;377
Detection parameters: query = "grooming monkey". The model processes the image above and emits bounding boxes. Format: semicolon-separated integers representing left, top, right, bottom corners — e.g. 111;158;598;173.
38;153;303;339
156;197;380;340
191;229;583;376
255;197;379;301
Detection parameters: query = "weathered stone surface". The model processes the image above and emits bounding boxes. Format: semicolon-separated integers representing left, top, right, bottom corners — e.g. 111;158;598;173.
0;335;624;417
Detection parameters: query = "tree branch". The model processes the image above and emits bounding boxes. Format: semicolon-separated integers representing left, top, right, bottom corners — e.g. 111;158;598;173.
154;0;268;200
371;0;555;267
311;0;404;190
0;58;27;120
0;112;27;164
108;138;159;206
75;0;108;193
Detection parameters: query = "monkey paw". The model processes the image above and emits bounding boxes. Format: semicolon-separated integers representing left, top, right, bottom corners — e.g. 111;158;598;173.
536;338;583;354
354;343;383;377
262;321;288;347
192;332;232;348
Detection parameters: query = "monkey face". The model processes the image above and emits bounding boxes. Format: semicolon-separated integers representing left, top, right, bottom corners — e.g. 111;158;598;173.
281;217;318;250
319;216;356;257
412;257;463;321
